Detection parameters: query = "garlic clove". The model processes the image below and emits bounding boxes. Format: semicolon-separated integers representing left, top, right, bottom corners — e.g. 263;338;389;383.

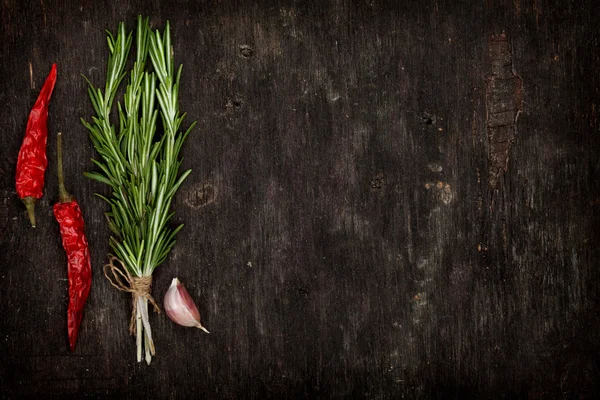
164;278;209;333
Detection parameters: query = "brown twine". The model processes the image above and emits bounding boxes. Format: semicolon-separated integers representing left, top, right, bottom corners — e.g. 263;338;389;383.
103;255;161;335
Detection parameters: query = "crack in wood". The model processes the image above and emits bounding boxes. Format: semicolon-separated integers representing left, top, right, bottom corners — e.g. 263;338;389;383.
0;189;10;242
486;33;523;190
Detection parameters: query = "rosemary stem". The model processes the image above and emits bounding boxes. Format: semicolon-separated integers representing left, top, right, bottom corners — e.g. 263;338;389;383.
136;301;142;363
144;298;152;365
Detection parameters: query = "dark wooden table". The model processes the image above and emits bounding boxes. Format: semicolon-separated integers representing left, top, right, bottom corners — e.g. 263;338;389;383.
1;1;599;398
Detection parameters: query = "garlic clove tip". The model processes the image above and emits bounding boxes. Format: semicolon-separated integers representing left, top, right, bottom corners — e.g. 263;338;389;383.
197;325;210;334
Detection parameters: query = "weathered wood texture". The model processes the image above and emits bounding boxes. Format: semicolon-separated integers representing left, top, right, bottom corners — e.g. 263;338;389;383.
1;0;599;398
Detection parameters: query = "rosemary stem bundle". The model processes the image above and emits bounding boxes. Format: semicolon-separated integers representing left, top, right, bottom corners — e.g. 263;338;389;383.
82;16;195;364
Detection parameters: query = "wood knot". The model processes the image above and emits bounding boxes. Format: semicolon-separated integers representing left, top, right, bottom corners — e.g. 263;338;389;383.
370;172;385;190
239;45;254;58
185;182;216;209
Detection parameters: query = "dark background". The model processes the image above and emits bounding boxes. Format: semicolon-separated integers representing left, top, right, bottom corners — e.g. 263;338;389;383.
1;0;599;398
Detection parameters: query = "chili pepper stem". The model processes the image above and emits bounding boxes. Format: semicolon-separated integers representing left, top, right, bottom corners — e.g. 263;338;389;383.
22;197;36;228
56;132;73;203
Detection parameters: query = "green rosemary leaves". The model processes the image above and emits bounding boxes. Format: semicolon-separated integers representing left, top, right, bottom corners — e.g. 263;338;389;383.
82;16;195;364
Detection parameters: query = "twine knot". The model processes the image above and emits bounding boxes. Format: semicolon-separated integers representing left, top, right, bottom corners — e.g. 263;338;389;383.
103;255;161;335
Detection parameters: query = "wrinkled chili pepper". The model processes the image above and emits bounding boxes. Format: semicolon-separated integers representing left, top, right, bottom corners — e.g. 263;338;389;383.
16;63;57;227
53;132;92;352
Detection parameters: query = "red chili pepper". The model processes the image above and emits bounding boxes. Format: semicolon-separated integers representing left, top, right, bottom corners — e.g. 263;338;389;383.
16;64;57;227
53;132;92;352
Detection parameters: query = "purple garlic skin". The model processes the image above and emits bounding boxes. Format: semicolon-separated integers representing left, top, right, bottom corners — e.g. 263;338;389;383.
164;278;209;333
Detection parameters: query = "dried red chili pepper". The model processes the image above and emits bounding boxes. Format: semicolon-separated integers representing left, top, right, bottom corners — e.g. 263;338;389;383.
16;64;57;227
53;132;92;352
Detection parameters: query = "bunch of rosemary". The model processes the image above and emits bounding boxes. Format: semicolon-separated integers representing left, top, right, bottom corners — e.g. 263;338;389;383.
82;16;195;364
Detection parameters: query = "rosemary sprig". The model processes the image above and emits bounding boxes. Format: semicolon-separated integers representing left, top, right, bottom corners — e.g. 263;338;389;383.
82;16;193;278
82;16;195;363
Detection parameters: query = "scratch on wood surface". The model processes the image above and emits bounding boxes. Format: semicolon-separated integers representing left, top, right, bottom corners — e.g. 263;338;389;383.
486;33;522;190
533;0;542;27
29;62;34;89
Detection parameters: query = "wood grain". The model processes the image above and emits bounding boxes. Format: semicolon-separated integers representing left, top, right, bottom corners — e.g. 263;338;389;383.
1;0;599;398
